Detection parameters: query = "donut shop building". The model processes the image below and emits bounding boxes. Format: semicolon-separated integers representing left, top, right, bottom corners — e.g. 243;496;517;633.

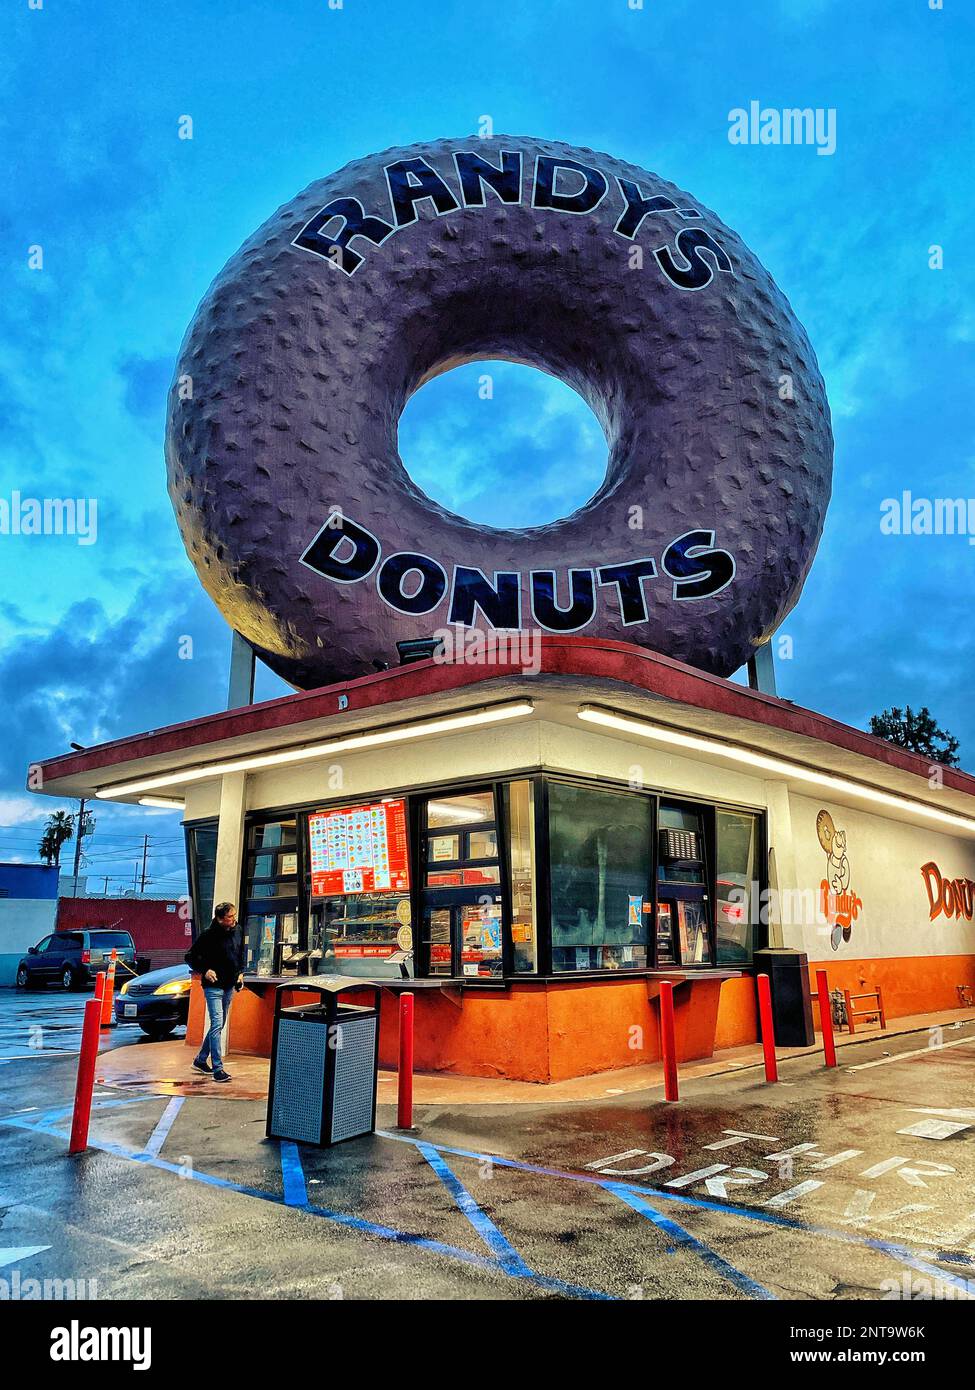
31;636;975;1082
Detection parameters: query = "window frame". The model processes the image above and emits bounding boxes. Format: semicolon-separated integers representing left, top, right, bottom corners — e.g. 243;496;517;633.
235;770;767;982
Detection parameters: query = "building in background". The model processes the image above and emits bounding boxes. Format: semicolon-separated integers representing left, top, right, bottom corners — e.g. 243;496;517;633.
0;863;59;985
55;896;190;972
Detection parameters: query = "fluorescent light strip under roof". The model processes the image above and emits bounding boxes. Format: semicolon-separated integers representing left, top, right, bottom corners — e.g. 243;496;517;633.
138;796;186;810
577;705;975;837
96;701;535;800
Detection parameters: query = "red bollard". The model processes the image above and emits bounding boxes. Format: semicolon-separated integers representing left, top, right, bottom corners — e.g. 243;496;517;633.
69;999;103;1154
816;968;837;1068
659;980;679;1102
93;972;105;1007
100;949;117;1029
397;992;415;1129
757;973;778;1083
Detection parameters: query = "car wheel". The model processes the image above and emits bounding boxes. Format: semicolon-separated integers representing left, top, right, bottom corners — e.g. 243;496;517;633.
16;965;31;989
61;966;77;991
139;1023;176;1040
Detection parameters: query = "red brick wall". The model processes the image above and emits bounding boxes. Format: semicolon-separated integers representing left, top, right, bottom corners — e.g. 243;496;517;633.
56;897;191;969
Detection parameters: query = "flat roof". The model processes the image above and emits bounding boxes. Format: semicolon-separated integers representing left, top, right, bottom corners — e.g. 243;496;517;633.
28;636;975;823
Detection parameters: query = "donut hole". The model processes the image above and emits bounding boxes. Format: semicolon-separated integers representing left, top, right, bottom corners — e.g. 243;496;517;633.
397;360;609;530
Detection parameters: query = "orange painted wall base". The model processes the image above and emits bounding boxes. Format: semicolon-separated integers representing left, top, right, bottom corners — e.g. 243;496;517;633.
186;974;759;1083
807;954;975;1027
183;956;975;1082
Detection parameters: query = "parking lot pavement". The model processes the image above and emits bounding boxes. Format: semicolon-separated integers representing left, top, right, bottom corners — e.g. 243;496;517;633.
2;988;975;1301
0;990;103;1060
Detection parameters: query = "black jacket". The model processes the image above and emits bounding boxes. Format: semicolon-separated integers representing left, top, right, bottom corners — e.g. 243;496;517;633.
186;920;243;989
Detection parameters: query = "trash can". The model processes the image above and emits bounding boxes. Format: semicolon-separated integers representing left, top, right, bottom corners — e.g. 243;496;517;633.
266;976;381;1147
753;948;815;1047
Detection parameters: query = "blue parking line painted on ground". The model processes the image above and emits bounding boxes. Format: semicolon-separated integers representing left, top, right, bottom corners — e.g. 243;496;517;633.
606;1182;777;1300
280;1142;308;1208
0;1115;613;1299
24;1095;162;1128
142;1097;184;1158
418;1140;534;1277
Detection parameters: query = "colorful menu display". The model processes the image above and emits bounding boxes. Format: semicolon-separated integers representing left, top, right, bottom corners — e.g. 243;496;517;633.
308;799;410;896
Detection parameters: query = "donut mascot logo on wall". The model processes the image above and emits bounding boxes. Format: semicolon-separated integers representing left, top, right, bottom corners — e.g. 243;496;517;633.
816;809;862;951
166;136;834;691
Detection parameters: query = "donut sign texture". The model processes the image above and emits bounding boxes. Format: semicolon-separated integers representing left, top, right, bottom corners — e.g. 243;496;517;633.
166;136;833;689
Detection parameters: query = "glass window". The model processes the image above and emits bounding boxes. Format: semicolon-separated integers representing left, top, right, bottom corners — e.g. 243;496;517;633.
187;822;217;934
468;828;499;860
90;931;133;949
243;818;300;976
657;801;712;966
716;810;760;963
251;821;297;849
310;892;413;979
427;834;460;863
426;791;494;828
548;783;651;972
36;936;55;953
506;780;537;973
424;907;453;977
419;787;503;978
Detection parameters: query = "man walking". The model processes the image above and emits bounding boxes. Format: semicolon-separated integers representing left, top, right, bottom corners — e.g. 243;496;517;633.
187;901;243;1082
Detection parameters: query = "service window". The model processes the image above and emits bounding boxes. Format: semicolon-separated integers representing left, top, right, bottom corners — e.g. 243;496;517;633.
656;803;712;966
548;782;652;972
419;789;503;978
307;798;413;979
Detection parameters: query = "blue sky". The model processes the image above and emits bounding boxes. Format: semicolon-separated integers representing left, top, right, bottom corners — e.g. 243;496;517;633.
0;0;972;893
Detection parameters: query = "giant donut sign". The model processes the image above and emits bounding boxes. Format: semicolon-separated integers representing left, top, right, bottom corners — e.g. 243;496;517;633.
166;136;833;689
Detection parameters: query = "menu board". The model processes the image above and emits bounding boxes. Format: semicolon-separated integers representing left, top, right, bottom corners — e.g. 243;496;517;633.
308;799;410;896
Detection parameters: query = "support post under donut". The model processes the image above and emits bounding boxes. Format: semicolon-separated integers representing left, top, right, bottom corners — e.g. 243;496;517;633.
747;642;778;696
227;630;256;710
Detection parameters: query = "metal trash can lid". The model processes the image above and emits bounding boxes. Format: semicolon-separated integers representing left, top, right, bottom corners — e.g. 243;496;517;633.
283;973;377;994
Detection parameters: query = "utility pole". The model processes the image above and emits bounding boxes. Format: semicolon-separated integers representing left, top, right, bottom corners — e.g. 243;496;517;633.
102;875;109;895
139;834;149;894
71;795;87;878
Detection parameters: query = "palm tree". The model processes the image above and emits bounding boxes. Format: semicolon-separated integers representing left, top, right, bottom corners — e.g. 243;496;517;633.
38;810;74;867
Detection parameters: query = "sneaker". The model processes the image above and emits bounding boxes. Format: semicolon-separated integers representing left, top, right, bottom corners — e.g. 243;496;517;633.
212;1070;232;1083
192;1058;212;1074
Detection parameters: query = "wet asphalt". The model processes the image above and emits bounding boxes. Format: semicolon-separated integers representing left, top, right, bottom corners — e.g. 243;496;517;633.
3;989;975;1301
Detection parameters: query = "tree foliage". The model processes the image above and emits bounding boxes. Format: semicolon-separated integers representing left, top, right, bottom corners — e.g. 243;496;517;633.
869;705;960;767
38;810;74;866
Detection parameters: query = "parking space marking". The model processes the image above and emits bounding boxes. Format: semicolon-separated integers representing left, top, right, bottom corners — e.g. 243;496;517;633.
0;1245;50;1268
6;1085;975;1300
605;1183;777;1300
141;1097;184;1158
280;1141;309;1208
0;1109;615;1300
418;1140;534;1277
379;1131;975;1294
848;1036;975;1070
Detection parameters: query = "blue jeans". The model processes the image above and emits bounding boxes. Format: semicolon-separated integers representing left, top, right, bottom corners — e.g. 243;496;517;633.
197;986;234;1071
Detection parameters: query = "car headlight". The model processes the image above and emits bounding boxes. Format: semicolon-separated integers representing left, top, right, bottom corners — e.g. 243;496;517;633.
119;981;130;996
155;979;191;996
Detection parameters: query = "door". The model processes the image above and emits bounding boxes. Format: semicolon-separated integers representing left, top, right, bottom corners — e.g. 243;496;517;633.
417;788;504;978
31;935;60;982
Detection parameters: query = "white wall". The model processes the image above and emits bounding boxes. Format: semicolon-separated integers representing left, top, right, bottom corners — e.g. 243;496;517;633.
0;898;58;986
784;792;975;962
172;713;975;973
